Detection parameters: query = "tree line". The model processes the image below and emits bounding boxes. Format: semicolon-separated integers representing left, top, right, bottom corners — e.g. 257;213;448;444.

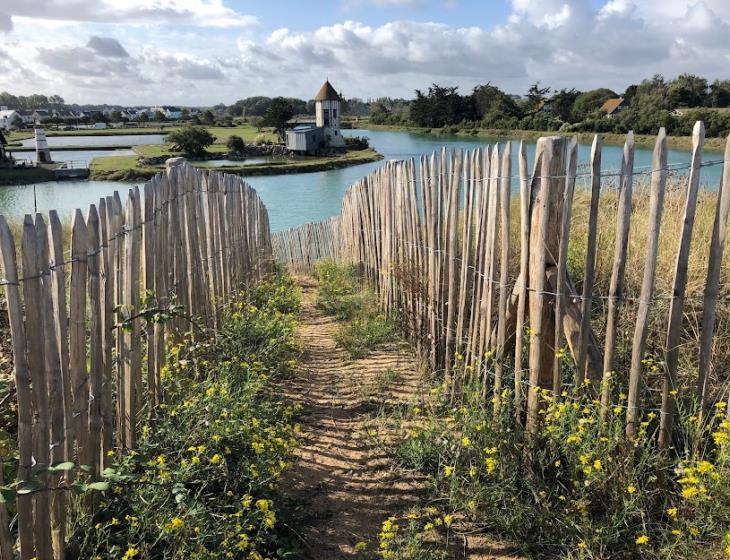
369;74;730;137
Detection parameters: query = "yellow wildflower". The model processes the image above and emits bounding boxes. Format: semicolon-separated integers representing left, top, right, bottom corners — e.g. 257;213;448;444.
635;535;649;545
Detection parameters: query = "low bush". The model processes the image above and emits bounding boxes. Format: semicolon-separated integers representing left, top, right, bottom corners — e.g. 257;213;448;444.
377;366;730;559
66;272;303;559
334;313;397;359
314;259;362;320
344;135;370;150
315;260;399;358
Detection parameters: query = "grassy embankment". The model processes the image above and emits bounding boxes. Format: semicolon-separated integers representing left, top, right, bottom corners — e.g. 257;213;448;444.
357;122;729;152
90;124;382;181
1;270;310;558
0;166;55;186
312;178;730;559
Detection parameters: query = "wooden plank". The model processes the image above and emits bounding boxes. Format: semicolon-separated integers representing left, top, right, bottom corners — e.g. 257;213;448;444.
87;204;103;477
443;150;462;382
659;121;704;448
526;137;565;433
697;133;730;408
97;199;114;460
48;211;74;469
552;137;578;397
35;214;66;560
494;141;512;411
22;214;53;560
600;132;635;415
69;210;89;464
0;216;35;559
143;182;156;406
122;189;141;449
515;140;528;425
626;128;667;438
576;135;603;387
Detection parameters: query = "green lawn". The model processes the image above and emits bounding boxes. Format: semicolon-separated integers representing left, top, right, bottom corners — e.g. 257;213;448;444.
90;148;382;181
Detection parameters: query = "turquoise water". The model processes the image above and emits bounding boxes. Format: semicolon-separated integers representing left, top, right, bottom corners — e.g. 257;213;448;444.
0;129;722;231
18;134;166;148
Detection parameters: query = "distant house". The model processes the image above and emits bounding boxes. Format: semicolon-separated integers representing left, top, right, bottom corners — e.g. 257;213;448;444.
17;110;35;125
0;109;20;130
600;97;627;118
287;79;346;154
151;106;183;120
32;109;51;123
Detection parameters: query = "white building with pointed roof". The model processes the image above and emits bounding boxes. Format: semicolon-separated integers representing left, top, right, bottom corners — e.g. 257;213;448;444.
287;80;346;154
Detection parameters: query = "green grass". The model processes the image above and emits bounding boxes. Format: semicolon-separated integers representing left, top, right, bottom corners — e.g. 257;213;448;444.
90;148;382;181
314;260;399;359
0;166;55;185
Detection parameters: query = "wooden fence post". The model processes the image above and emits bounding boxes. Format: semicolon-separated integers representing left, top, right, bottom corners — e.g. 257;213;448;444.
659;121;704;447
0;216;35;559
600;132;635;417
626;128;667;438
22;215;53;559
697;133;730;410
526;137;565;432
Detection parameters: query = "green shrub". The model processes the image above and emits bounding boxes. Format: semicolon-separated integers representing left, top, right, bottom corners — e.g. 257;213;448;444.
383;369;730;559
67;272;303;559
334;313;397;359
314;260;363;320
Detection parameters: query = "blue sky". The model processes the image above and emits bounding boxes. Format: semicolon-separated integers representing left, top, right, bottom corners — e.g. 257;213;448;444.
0;0;729;106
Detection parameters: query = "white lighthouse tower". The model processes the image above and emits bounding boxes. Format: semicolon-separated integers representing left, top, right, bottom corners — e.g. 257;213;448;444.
314;79;345;149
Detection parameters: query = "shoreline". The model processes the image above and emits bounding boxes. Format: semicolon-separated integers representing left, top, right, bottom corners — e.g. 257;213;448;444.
89;148;383;181
0;149;383;184
356;123;728;152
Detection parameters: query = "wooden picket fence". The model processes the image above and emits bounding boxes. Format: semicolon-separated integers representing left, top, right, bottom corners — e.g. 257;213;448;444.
0;159;272;560
274;122;730;437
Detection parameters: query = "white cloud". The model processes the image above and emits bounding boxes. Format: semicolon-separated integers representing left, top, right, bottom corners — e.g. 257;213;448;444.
1;0;730;104
0;0;258;29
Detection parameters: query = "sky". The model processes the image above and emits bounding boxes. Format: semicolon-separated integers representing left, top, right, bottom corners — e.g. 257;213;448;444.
0;0;729;106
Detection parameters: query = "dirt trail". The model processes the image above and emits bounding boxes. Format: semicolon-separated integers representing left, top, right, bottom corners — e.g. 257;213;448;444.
278;277;519;560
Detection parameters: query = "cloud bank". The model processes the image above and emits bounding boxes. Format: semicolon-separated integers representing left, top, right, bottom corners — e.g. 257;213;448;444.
0;0;729;105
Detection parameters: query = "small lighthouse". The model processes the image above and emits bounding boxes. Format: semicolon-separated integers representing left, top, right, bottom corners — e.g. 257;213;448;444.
314;79;345;148
35;128;53;164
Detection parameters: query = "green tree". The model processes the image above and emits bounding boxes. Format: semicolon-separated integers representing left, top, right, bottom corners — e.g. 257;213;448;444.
167;126;215;157
709;80;730;108
572;88;617;121
409;84;474;128
109;110;123;123
548;88;580;122
471;84;522;125
202;110;216;125
154;110;166;122
667;73;708;108
226;135;245;154
263;97;294;141
524;82;551;114
138;112;150;123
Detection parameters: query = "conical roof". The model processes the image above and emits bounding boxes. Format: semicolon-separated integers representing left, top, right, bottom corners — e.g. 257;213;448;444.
314;80;341;102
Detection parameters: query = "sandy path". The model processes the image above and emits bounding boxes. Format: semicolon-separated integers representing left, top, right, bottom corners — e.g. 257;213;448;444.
278;277;520;560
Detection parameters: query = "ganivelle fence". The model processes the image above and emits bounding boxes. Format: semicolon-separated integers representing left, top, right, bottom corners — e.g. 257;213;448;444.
273;122;730;439
0;159;272;559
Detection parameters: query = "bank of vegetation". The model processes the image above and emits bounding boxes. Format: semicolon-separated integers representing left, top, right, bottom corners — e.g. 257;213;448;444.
366;74;730;142
1;270;309;559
